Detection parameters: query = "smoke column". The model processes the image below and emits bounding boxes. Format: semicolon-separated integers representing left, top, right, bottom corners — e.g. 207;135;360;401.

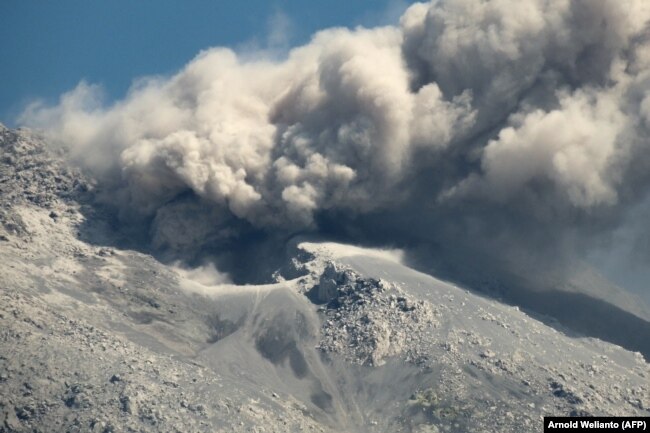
21;0;650;299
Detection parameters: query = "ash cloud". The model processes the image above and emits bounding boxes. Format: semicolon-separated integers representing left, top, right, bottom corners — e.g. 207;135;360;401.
21;0;650;294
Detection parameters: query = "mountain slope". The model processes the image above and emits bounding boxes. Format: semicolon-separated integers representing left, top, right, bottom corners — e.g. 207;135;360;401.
0;126;649;432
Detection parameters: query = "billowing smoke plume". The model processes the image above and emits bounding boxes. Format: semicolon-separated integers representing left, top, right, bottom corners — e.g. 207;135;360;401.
22;0;650;293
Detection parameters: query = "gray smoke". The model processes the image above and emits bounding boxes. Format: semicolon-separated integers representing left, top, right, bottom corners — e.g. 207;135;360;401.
21;0;650;293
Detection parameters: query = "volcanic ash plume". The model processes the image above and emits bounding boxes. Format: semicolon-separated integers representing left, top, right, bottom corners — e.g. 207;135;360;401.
22;0;650;290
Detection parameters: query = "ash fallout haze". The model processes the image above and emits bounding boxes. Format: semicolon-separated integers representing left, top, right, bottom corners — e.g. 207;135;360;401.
1;1;650;432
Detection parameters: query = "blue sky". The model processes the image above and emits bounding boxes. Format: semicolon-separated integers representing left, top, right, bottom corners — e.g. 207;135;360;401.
0;0;408;126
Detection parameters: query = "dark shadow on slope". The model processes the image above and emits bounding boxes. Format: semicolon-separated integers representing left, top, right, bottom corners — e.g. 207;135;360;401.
254;312;310;379
509;288;650;359
403;249;650;361
73;191;298;285
75;202;152;251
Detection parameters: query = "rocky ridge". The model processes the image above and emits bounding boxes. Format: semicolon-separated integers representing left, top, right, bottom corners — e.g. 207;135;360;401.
306;262;438;367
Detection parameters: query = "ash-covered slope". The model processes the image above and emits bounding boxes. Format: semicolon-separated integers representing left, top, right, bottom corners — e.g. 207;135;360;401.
1;125;649;433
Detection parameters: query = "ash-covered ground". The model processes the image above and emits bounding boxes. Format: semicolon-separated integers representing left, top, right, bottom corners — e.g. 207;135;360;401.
1;125;649;433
